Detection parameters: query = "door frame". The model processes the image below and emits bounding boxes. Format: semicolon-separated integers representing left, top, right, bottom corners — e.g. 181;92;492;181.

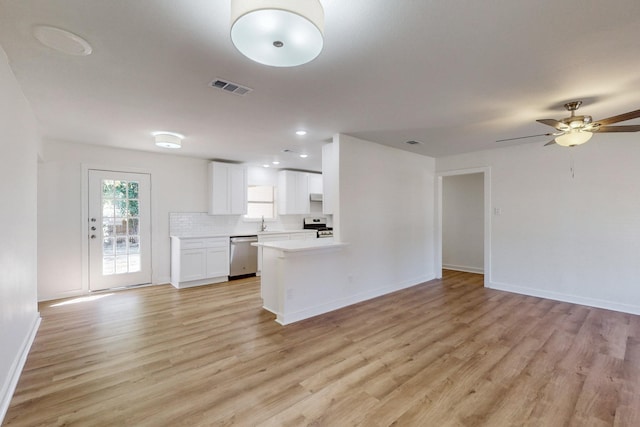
81;164;153;292
435;166;491;286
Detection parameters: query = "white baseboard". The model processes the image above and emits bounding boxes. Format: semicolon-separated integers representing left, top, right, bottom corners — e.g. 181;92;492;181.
488;281;640;316
443;264;484;274
0;313;41;424
279;274;435;325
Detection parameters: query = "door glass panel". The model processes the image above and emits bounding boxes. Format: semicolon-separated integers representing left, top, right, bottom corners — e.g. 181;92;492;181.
102;217;115;237
127;182;139;199
102;200;114;217
101;178;142;276
127;219;139;235
128;236;140;253
103;237;115;255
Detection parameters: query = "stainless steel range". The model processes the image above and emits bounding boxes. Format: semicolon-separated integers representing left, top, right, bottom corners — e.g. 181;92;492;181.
303;217;333;238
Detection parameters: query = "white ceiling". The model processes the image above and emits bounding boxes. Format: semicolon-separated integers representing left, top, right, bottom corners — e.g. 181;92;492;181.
1;0;639;172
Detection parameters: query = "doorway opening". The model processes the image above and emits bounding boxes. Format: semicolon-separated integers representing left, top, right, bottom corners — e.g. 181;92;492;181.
436;167;491;286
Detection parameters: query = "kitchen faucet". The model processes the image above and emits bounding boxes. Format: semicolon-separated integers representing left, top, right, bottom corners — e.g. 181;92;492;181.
260;215;267;232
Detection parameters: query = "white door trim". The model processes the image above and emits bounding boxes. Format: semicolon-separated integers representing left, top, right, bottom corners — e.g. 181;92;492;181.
81;164;153;293
435;166;492;286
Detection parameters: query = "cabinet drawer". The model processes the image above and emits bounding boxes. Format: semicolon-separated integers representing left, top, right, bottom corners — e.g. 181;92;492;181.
290;233;308;240
180;239;205;250
204;237;229;248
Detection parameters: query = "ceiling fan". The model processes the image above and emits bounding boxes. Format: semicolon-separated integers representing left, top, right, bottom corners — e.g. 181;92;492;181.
498;101;640;147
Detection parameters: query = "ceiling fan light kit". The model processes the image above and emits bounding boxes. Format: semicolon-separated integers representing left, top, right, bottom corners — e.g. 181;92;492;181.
554;130;593;147
230;0;324;67
499;101;640;147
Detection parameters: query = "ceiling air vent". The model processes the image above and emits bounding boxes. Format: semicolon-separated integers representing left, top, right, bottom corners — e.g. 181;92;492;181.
405;140;422;145
209;78;253;96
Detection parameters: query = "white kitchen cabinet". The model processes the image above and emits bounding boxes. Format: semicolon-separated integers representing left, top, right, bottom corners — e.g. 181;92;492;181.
208;162;247;215
171;236;230;288
308;173;323;194
278;170;310;215
256;231;316;275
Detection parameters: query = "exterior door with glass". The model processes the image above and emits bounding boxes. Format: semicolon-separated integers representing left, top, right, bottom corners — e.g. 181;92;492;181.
88;170;151;291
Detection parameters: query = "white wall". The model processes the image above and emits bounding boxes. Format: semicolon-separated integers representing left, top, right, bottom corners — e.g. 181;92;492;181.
0;46;40;422
437;139;640;314
442;173;484;273
37;140;211;300
334;134;435;300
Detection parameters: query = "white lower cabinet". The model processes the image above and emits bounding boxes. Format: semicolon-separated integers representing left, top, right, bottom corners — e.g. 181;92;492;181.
171;236;230;288
256;231;316;275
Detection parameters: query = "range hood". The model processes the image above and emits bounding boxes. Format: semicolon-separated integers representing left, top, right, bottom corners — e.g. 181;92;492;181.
309;193;323;202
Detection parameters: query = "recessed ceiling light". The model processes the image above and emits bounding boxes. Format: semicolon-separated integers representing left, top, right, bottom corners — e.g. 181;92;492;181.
296;130;307;136
272;161;280;165
263;164;270;168
33;25;93;56
152;132;184;149
299;154;308;158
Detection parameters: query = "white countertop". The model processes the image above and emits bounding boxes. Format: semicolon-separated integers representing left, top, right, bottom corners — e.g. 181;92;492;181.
171;230;316;239
257;229;317;236
170;234;230;239
253;238;347;252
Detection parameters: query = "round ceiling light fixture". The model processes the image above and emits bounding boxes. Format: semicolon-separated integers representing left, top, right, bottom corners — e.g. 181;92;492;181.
555;130;593;147
230;0;324;67
33;25;93;56
152;132;184;149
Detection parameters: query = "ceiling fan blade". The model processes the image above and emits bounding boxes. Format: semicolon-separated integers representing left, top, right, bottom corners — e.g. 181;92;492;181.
593;125;640;133
536;119;566;130
496;132;554;143
595;109;640;126
544;140;556;146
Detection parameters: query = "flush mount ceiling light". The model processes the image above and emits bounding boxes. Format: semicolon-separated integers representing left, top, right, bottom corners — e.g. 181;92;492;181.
33;25;92;56
230;0;324;67
296;130;307;136
152;132;184;149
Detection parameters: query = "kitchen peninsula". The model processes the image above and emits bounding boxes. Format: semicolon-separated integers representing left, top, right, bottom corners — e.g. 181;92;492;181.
255;239;348;325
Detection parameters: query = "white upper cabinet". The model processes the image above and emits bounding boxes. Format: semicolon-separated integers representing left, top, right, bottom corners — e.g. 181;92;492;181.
308;173;323;194
278;170;310;215
208;162;247;215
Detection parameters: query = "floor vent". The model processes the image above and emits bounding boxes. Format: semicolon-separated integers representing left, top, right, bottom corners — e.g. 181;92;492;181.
209;79;253;96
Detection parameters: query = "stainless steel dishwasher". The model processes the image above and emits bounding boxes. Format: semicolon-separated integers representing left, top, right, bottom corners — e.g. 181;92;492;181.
229;235;258;279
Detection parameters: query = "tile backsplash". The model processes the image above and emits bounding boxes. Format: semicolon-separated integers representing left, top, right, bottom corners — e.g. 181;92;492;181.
169;212;327;237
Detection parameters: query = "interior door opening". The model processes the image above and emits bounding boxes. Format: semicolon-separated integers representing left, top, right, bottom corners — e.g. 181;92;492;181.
436;168;491;285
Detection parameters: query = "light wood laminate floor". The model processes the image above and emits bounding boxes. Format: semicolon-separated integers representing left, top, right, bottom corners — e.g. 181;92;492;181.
4;271;640;426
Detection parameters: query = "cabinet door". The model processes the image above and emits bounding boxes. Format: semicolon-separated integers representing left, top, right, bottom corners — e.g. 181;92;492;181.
209;162;247;215
308;173;323;194
209;162;230;215
206;247;230;278
229;165;247;215
180;248;207;282
278;170;310;215
294;172;310;214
